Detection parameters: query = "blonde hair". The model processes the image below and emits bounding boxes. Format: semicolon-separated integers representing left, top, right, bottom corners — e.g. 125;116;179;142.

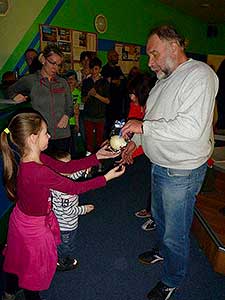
0;112;44;201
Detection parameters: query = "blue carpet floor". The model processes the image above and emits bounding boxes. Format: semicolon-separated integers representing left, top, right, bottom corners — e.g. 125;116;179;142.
1;155;225;300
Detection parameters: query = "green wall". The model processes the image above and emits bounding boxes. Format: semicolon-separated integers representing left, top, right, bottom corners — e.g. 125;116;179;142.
1;0;225;78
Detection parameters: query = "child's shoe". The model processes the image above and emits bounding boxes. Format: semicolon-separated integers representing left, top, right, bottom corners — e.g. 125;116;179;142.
57;257;78;271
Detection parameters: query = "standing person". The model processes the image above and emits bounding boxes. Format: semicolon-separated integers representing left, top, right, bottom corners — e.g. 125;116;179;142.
64;70;86;158
76;51;92;85
49;150;93;271
8;44;73;153
24;48;42;74
101;50;127;138
121;25;218;300
82;57;110;153
126;73;156;231
76;51;94;151
1;112;125;300
215;59;225;129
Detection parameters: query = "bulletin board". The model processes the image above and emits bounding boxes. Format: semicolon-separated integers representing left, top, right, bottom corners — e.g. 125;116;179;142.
115;43;141;75
39;24;97;73
207;54;225;72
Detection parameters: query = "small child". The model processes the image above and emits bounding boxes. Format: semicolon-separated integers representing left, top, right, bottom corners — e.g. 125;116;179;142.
49;150;94;271
64;70;86;158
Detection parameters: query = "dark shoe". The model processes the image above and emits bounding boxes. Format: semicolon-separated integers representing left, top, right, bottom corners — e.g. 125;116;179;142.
142;218;156;231
139;249;164;265
57;257;78;271
2;290;24;300
2;293;15;300
147;281;177;300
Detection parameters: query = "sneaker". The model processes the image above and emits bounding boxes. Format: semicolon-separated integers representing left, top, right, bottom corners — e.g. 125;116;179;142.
57;257;78;271
141;218;156;231
135;209;151;218
138;249;164;265
147;281;177;300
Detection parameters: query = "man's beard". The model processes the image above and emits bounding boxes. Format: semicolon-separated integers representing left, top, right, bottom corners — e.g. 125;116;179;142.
156;56;175;80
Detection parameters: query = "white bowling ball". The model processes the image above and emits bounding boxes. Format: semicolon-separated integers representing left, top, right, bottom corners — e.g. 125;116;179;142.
109;135;127;151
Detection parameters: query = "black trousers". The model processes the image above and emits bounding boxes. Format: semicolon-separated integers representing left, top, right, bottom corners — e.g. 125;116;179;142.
4;273;41;300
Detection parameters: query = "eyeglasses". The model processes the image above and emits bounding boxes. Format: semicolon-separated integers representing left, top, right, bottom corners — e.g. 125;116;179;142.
46;57;62;68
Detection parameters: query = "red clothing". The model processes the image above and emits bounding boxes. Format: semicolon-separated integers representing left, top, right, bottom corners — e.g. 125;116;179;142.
128;102;145;158
84;119;105;152
17;153;105;216
3;153;106;291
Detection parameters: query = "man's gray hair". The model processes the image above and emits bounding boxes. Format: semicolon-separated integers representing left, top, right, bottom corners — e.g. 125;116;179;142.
148;25;185;49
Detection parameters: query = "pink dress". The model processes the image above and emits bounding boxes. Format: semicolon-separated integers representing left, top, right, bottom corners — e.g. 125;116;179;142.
3;153;106;291
3;205;60;291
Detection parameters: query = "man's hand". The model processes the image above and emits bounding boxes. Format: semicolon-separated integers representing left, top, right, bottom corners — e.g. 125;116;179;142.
13;94;28;103
57;114;69;128
120;141;137;165
121;120;143;139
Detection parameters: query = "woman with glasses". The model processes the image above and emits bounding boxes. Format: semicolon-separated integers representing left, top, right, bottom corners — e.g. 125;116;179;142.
8;44;73;153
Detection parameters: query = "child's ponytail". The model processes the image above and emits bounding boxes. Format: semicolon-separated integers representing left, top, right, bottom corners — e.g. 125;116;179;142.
0;111;44;202
0;130;18;201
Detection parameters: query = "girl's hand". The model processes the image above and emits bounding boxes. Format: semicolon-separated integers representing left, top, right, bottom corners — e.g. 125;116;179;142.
57;114;69;128
13;94;28;103
100;139;109;148
104;165;125;182
85;204;95;213
96;144;121;160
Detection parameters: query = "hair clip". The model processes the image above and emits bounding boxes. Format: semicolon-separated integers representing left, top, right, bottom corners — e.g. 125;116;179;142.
4;128;10;134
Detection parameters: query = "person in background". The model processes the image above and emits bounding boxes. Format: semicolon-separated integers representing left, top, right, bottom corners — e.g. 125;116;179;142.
24;48;38;68
24;48;42;74
49;150;94;272
82;57;110;153
121;25;218;300
8;44;73;153
0;71;17;98
101;49;127;138
76;51;94;150
76;51;93;85
64;70;85;158
127;66;141;83
125;73;156;231
1;111;125;300
215;59;225;129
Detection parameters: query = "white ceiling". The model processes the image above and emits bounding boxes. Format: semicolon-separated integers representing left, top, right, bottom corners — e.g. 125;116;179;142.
159;0;225;24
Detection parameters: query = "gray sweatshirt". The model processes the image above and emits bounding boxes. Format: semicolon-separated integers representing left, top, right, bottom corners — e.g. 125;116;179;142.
133;59;218;169
8;71;73;139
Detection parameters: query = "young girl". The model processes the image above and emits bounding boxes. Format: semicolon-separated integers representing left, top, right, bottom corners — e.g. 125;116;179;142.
1;111;125;300
123;73;156;231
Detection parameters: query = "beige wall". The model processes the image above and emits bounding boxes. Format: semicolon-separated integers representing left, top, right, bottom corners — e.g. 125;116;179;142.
0;0;47;69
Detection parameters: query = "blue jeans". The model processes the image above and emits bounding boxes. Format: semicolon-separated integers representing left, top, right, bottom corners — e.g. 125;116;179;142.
151;163;207;287
57;229;77;260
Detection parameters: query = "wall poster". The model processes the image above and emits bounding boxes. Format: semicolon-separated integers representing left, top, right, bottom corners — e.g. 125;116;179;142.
207;54;225;72
115;43;141;75
39;24;97;74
